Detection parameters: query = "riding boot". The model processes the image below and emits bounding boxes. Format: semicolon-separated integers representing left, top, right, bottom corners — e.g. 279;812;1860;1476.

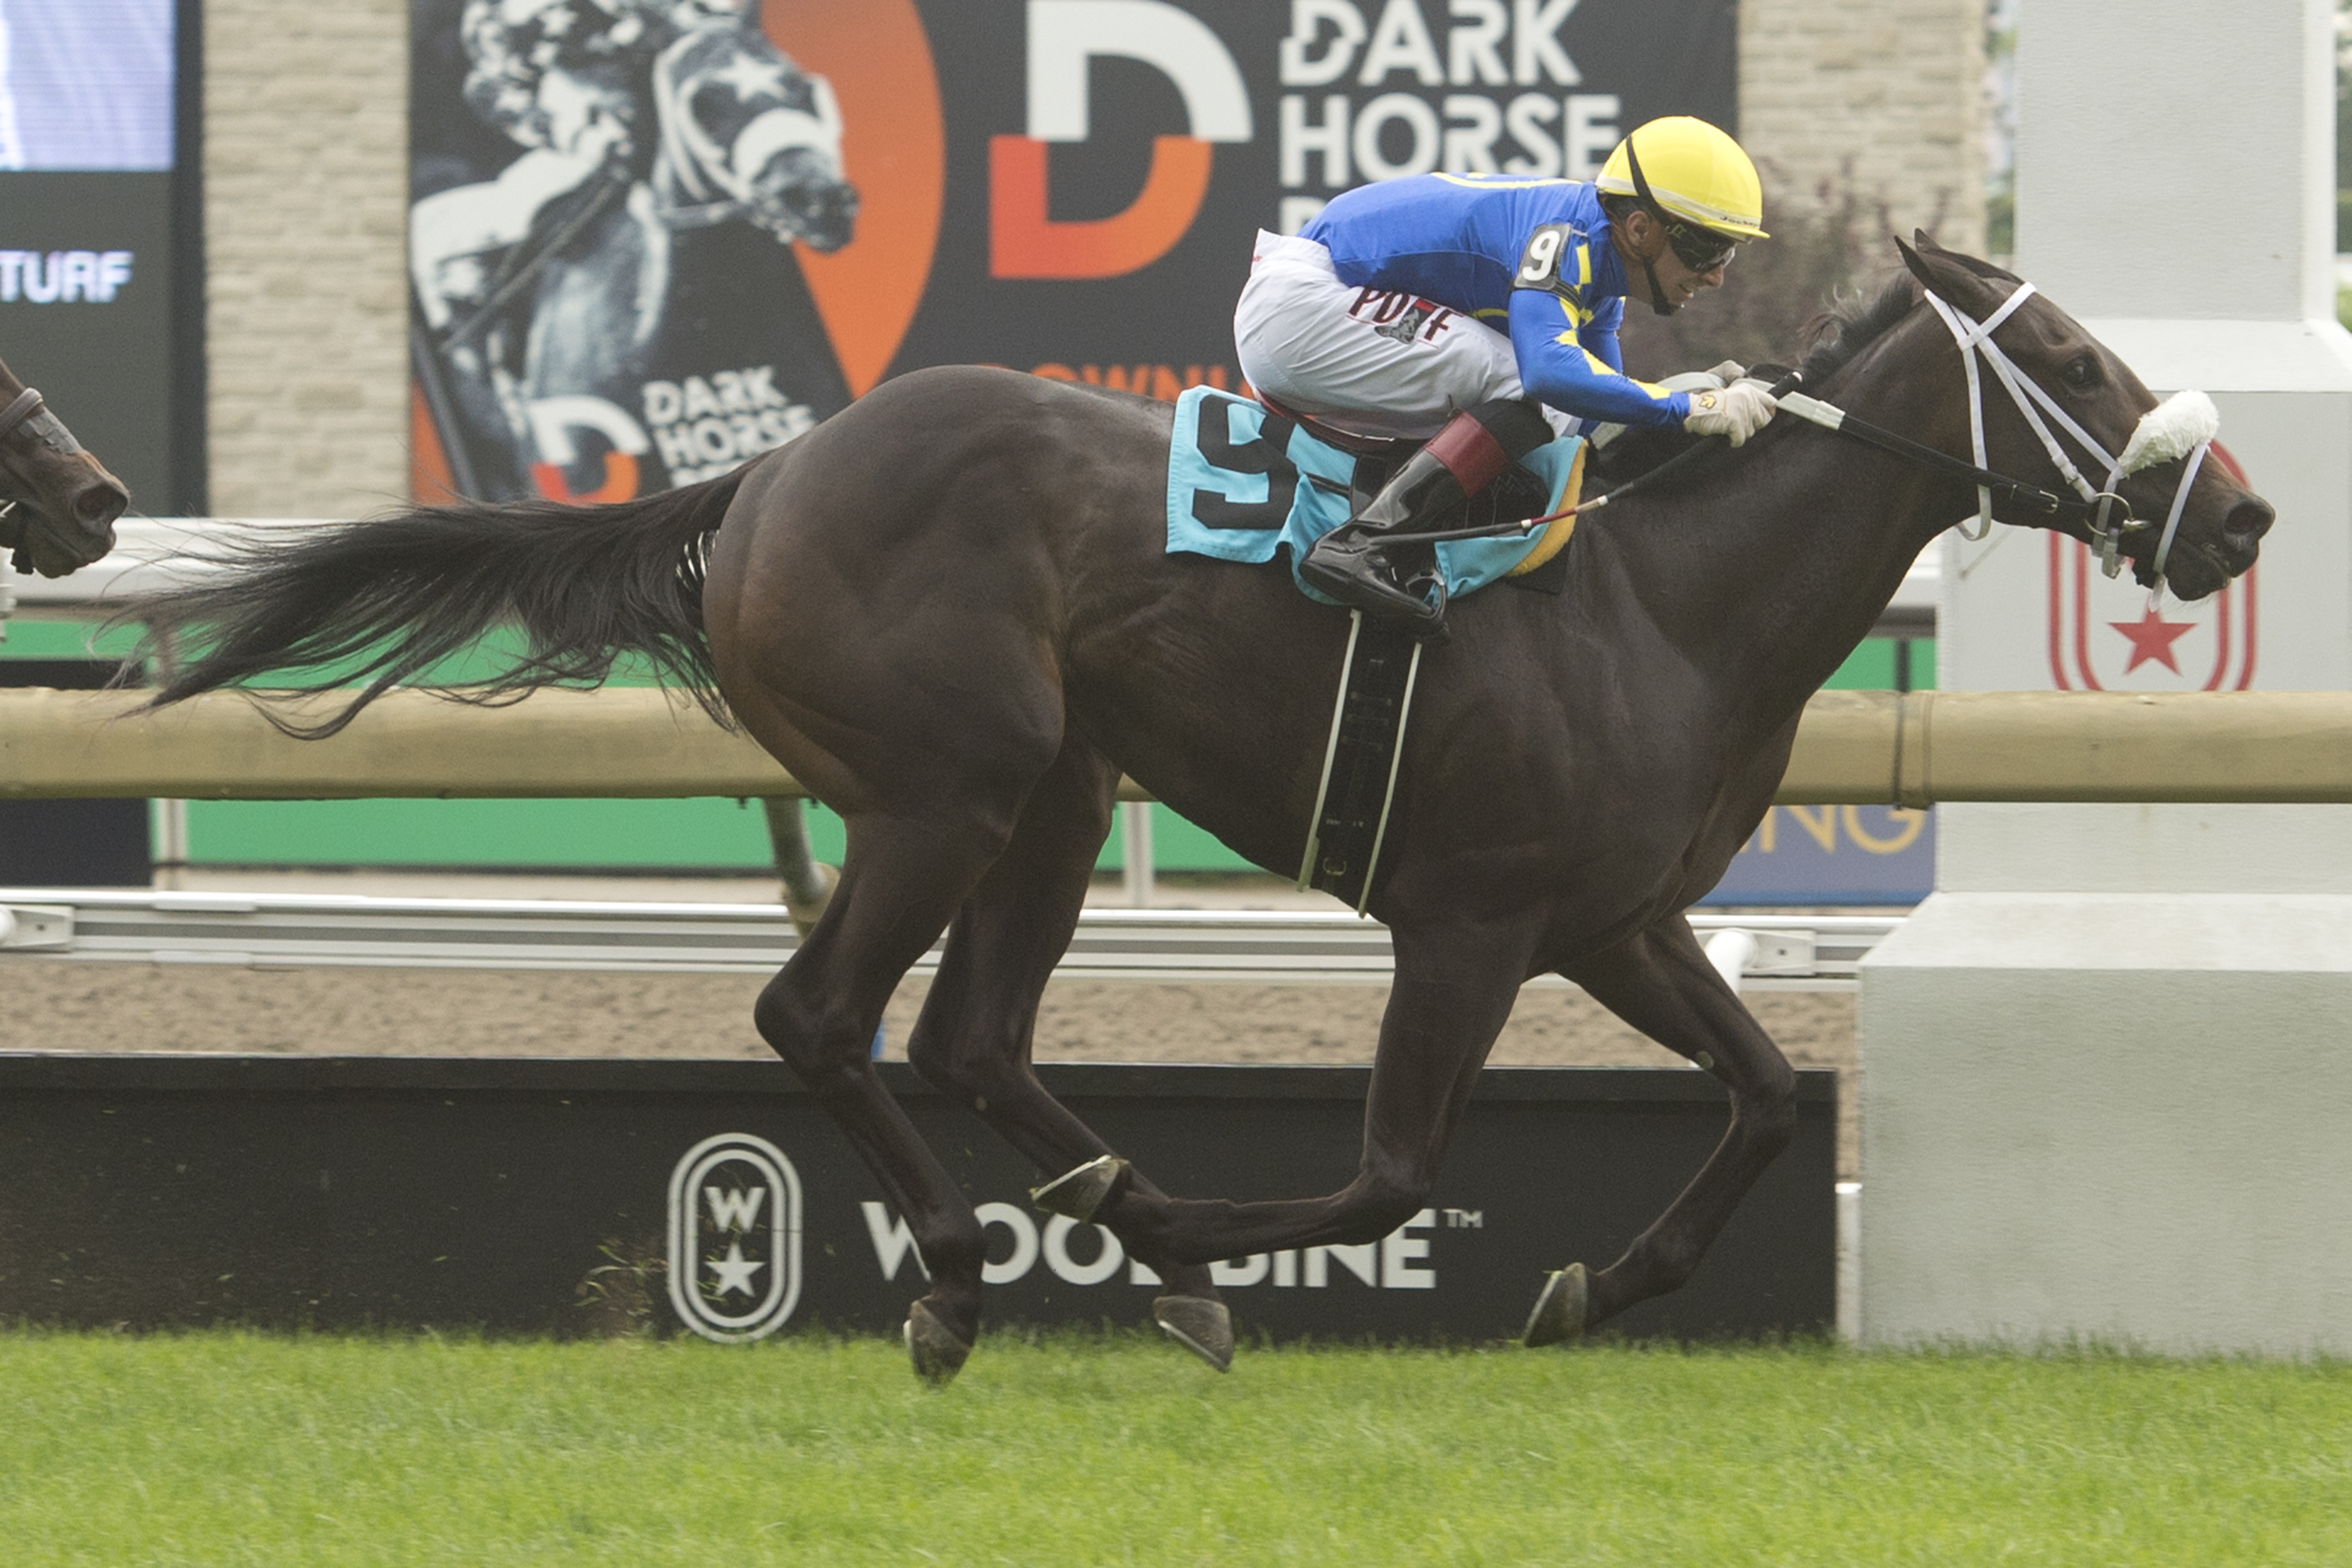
1299;399;1554;636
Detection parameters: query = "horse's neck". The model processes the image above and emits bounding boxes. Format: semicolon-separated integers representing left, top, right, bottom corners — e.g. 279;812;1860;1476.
1586;363;1966;725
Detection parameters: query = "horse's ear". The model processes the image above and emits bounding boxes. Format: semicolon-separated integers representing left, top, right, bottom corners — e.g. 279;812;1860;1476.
1896;231;2000;312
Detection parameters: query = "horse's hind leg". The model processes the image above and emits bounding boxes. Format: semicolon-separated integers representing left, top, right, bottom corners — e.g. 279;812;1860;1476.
1531;919;1799;1342
902;740;1234;1368
1093;918;1539;1280
753;812;1012;1383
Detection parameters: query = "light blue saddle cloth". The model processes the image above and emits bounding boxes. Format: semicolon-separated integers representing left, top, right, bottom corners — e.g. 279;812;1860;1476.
1164;386;1582;602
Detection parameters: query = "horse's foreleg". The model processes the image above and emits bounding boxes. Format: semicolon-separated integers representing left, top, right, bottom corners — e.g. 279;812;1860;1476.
902;743;1235;1367
1100;919;1533;1271
1540;919;1799;1341
753;813;1008;1384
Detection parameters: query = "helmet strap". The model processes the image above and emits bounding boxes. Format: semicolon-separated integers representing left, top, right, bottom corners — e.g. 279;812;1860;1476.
1622;137;1680;318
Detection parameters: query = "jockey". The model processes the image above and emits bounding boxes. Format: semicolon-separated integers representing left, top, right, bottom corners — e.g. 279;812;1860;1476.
1233;116;1772;632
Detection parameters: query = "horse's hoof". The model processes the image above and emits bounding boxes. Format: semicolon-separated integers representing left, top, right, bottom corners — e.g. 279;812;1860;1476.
1029;1154;1129;1221
904;1300;973;1387
1152;1294;1234;1372
1523;1263;1589;1348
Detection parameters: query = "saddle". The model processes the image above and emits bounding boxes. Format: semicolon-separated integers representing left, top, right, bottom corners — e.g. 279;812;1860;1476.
1162;387;1588;911
1257;393;1578;593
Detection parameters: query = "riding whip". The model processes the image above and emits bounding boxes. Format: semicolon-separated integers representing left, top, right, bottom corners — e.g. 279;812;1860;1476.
1388;368;1808;548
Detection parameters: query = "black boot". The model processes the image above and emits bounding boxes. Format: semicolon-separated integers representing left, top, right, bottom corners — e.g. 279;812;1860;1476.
1298;399;1552;637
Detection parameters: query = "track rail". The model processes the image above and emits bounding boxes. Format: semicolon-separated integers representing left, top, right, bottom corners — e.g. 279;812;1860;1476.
0;890;1897;990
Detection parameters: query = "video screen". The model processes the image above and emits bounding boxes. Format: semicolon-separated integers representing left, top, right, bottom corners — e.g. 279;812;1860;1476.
0;0;175;171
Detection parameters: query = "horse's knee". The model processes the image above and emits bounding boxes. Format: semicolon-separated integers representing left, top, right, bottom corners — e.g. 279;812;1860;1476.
1738;1064;1799;1153
903;1018;1026;1105
753;971;870;1084
904;1034;990;1104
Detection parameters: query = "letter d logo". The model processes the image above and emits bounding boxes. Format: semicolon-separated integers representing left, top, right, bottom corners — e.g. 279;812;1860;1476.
992;0;1252;280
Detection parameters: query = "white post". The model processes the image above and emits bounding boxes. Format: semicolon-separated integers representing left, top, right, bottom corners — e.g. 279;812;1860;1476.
150;798;188;890
1861;0;2352;1354
1120;800;1154;907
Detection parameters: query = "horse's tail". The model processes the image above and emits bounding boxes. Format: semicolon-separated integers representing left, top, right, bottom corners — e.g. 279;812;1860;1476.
118;473;746;738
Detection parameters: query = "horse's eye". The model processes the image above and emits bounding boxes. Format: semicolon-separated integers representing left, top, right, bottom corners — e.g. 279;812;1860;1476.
2061;357;2099;391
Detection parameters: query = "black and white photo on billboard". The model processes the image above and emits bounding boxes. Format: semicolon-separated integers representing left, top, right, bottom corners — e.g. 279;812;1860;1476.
410;0;858;502
0;0;174;172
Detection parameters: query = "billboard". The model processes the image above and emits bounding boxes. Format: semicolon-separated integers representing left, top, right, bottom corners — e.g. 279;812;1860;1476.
0;1056;1833;1343
0;0;201;512
408;0;1737;502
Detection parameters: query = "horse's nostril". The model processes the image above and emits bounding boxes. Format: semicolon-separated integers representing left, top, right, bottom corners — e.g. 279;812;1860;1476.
2223;501;2272;543
75;483;129;531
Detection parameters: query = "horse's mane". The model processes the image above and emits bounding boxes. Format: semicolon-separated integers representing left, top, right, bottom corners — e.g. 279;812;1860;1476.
1597;255;2010;489
1791;273;1921;391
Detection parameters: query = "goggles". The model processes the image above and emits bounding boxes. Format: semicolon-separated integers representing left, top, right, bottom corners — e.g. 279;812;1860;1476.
1662;222;1737;273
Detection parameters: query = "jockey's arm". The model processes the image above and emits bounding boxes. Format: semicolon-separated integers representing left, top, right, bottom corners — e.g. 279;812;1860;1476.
1578;296;1625;373
409;148;608;330
1506;286;1690;429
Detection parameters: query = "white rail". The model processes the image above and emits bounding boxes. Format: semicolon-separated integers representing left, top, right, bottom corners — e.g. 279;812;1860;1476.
0;889;1898;990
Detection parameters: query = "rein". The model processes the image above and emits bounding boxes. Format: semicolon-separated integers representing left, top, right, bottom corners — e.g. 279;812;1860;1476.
1412;280;2219;592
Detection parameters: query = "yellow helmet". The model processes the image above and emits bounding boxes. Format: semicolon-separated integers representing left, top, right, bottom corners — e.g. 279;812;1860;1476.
1596;117;1768;242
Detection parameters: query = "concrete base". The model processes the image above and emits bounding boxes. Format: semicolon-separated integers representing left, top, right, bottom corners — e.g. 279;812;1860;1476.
1857;891;2352;1355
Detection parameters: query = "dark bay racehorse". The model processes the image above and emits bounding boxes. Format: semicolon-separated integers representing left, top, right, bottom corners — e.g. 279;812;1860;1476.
0;351;126;576
122;237;2270;1380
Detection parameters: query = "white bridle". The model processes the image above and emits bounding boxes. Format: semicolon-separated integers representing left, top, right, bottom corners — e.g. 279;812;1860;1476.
1924;282;2219;589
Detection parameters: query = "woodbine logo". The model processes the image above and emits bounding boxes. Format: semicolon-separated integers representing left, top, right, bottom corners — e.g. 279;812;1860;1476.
860;1200;1443;1291
0;249;134;303
666;1133;804;1343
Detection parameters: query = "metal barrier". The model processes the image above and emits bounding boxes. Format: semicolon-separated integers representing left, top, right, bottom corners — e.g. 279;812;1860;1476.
0;889;1896;990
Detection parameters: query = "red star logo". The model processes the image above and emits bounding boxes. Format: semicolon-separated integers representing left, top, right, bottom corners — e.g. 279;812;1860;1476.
2108;606;2197;674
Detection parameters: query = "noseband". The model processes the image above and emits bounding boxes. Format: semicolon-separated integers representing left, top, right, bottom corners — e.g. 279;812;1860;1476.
0;387;50;444
0;384;90;463
1781;282;2217;587
0;384;101;544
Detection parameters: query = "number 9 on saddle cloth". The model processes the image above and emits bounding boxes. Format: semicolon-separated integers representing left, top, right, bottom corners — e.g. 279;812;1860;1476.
1165;387;1586;602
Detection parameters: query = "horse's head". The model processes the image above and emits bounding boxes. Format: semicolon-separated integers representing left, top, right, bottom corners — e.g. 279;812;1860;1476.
1895;233;2271;602
734;66;857;252
0;353;126;579
745;142;858;252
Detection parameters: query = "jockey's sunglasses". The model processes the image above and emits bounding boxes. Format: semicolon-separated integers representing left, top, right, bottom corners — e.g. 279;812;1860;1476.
1663;221;1737;273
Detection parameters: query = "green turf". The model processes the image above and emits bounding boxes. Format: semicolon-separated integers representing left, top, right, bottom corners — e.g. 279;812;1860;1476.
1;1332;2345;1565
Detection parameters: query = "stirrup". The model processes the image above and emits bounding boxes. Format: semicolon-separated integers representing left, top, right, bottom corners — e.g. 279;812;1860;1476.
1298;547;1448;635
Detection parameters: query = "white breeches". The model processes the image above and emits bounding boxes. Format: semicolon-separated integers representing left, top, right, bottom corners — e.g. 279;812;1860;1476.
1233;229;1569;442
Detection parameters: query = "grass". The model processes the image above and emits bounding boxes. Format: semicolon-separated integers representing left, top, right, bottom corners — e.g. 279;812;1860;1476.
1;1330;2347;1567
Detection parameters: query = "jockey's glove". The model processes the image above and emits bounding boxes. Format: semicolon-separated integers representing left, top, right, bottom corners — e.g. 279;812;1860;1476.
1682;380;1778;447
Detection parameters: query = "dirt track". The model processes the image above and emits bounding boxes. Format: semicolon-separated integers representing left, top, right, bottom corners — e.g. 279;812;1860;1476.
0;959;1860;1177
1;866;1863;1171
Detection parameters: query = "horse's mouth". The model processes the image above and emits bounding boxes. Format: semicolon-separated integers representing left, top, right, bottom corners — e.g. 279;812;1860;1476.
2142;538;2236;602
8;506;121;578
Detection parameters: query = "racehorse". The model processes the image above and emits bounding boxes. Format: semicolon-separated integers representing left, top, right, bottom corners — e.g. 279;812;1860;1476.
120;236;2270;1381
0;350;126;578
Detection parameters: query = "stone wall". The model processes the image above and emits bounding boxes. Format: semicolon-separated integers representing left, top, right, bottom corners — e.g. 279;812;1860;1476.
1740;0;1989;255
193;1;1984;516
203;0;408;517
